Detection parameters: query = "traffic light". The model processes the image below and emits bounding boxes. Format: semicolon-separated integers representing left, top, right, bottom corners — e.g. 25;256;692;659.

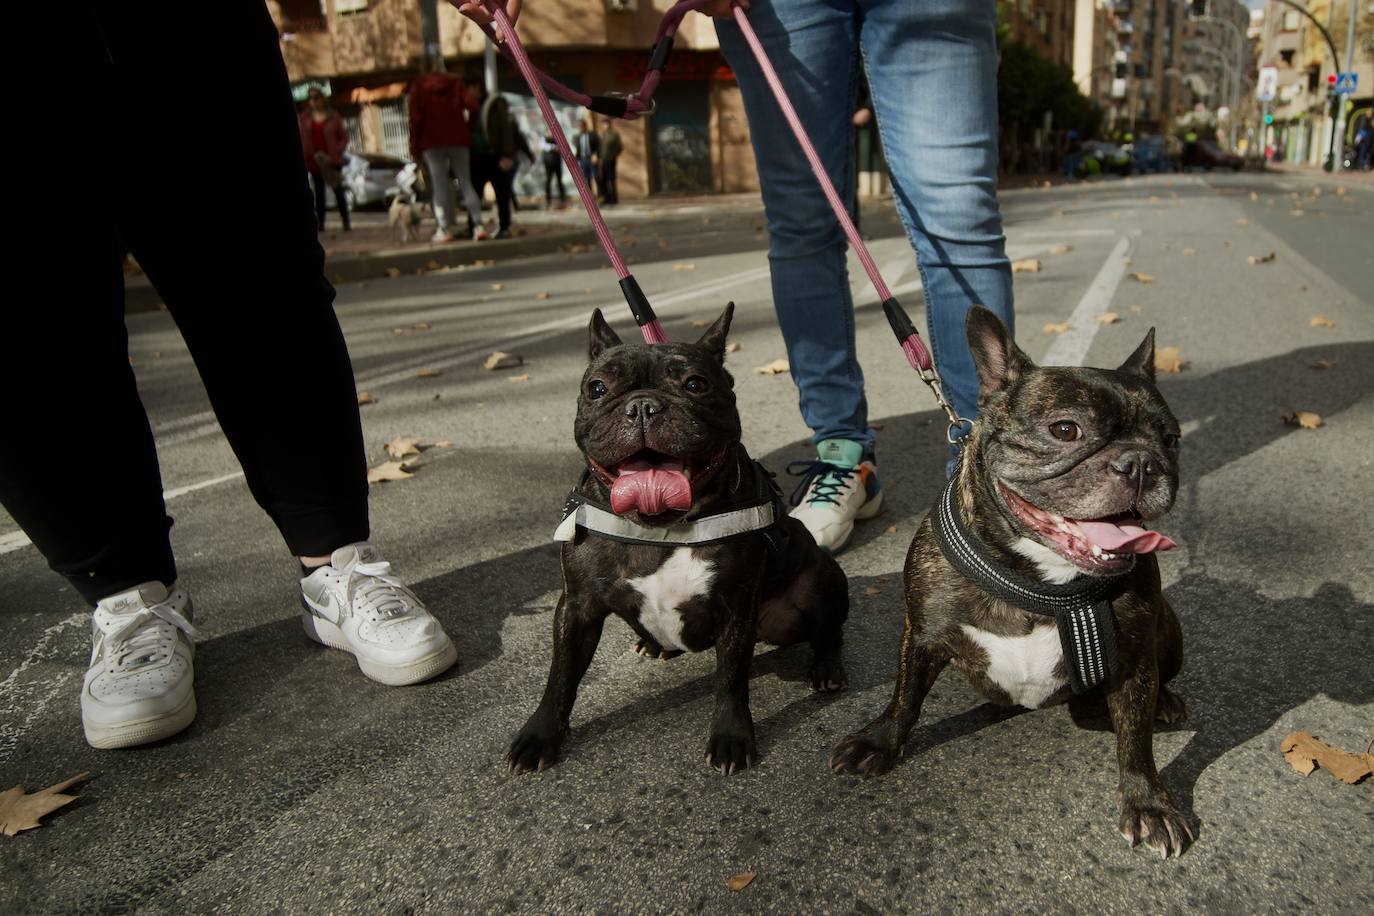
1264;113;1274;125
1327;73;1337;86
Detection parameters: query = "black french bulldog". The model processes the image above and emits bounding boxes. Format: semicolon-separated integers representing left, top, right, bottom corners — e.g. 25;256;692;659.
508;304;849;775
831;306;1193;858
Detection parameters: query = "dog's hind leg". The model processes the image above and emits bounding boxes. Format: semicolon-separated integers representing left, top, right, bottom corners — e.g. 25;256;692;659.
758;543;848;691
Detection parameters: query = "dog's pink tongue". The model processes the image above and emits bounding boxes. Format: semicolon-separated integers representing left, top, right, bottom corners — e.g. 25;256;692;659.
610;461;692;516
1073;518;1177;554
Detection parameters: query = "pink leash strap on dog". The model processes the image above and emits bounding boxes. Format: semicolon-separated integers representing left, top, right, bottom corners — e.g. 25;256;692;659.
727;4;968;439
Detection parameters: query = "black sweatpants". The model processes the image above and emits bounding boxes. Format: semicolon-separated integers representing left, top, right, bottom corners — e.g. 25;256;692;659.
2;3;369;604
311;171;351;231
470;153;513;232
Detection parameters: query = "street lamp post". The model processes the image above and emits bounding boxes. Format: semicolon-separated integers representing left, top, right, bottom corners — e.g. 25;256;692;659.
1330;0;1358;173
1261;0;1347;171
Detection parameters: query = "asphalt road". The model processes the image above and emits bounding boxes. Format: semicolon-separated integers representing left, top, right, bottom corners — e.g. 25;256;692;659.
3;172;1372;914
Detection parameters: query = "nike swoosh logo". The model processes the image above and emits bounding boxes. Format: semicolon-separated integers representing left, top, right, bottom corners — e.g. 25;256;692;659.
305;591;340;624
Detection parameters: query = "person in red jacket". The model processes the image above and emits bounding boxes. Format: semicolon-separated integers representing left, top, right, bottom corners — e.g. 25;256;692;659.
408;64;485;242
299;87;350;231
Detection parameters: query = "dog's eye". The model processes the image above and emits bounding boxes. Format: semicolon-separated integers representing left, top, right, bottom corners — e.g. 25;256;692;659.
1049;421;1081;442
683;376;710;394
587;379;608;400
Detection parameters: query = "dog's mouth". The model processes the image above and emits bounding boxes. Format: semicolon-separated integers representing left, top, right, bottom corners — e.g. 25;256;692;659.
998;481;1176;573
589;448;727;520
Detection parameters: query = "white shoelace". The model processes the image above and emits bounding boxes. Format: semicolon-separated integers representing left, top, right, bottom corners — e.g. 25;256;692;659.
350;561;423;621
104;605;197;672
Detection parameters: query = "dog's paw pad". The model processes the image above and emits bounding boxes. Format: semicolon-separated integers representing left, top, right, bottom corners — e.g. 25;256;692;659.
829;735;896;777
1119;799;1194;858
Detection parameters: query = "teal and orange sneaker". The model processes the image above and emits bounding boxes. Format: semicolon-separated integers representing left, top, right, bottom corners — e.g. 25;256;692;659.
787;439;883;553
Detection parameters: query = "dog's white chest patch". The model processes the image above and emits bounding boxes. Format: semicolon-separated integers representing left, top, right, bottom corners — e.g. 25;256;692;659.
627;548;715;652
961;623;1066;709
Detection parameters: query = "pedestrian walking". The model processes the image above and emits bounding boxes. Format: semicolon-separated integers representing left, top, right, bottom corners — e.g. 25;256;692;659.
409;61;485;241
574;118;600;197
299;87;350;231
468;79;517;239
542;130;567;208
5;2;457;751
598;117;622;205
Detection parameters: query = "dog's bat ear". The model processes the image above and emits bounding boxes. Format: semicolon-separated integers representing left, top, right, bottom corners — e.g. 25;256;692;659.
965;305;1032;399
1118;327;1156;383
588;308;623;360
695;302;734;361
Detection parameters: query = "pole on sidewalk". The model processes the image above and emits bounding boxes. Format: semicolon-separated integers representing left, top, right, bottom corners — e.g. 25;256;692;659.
419;0;443;71
1330;0;1357;173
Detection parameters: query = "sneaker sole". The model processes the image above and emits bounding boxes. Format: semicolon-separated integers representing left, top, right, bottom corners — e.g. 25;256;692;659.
299;612;457;686
83;692;197;750
818;490;885;556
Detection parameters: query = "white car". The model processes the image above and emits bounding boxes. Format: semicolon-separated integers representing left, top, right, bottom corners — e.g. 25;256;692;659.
326;152;410;209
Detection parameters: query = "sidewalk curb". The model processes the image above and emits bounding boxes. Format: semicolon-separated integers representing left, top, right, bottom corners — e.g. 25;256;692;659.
123;227;597;315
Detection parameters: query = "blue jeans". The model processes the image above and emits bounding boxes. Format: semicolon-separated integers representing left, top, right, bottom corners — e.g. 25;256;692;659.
717;0;1013;452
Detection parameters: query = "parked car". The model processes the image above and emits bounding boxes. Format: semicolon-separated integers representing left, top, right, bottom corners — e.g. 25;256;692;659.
326;151;410;209
1131;135;1173;173
1185;141;1242;172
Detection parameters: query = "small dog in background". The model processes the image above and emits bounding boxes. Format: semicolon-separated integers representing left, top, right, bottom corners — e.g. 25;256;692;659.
388;193;429;243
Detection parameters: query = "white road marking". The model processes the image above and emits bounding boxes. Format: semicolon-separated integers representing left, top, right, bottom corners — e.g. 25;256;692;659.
1042;233;1138;367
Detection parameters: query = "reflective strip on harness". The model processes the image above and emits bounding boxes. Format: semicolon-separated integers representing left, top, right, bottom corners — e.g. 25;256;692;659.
554;500;776;546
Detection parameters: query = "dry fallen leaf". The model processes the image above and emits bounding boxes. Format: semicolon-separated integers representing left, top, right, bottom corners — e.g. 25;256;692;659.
690;319;711;328
384;437;422;460
1042;322;1072;335
474;259;495;268
509;373;531;382
391;328;406;336
385;268;401;279
868;422;885;431
727;873;756;892
864;586;881;596
1249;191;1259;201
357;391;377;406
885;525;898;534
425;259;441;271
535;292;551;300
754;358;790;376
1129;304;1144;313
1309;359;1337;370
1154;346;1187;374
1290;209;1305;217
1047;243;1072;255
1011;259;1042;273
416;368;443;378
1128;272;1154;284
672;263;697;272
483;351;523;371
1247;251;1277;265
413;322;430;331
1096;312;1121;325
1282;411;1322;430
1309;315;1336;328
490;282;505;291
724;342;741;354
367;461;414;485
1235;218;1249;226
1280;731;1371;784
434;440;454;449
1181;248;1196;257
0;773;90;836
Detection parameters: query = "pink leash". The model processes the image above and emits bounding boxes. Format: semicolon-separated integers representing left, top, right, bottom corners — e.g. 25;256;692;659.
472;0;967;435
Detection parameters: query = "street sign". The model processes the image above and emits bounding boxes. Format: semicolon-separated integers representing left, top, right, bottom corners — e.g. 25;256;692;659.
1334;72;1358;95
1257;66;1278;102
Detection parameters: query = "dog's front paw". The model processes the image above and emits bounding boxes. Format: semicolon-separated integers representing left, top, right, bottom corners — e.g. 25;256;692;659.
829;734;897;776
1155;687;1188;726
1119;795;1194;858
809;654;848;692
705;721;756;775
507;718;565;775
635;637;684;660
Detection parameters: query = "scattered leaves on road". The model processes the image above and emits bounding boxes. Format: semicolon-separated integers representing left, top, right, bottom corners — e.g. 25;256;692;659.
509;373;531;382
1249;191;1259;201
672;263;697;272
1247;251;1277;265
1011;259;1042;273
1235;218;1249;226
490;283;505;291
864;587;881;596
385;268;401;279
367;461;414;485
484;351;523;370
384;437;422;459
425;260;441;271
1289;209;1304;217
1047;243;1072;255
1154;346;1187;374
0;773;90;837
1129;304;1144;313
724;342;741;354
690;318;711;328
1181;248;1196;257
1309;359;1337;370
434;440;453;449
1309;315;1335;328
1128;272;1154;284
1280;732;1371;784
869;422;885;431
413;322;430;331
357;391;378;406
1042;322;1072;335
1096;312;1121;325
1282;411;1322;430
473;259;495;268
535;292;551;300
416;368;443;378
754;358;790;376
885;525;898;534
727;873;756;892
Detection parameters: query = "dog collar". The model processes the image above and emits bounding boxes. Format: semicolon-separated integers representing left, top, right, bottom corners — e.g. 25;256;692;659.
554;462;783;548
929;481;1128;693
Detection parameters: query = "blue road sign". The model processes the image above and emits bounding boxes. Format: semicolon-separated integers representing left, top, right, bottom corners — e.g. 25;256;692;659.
1334;72;1358;95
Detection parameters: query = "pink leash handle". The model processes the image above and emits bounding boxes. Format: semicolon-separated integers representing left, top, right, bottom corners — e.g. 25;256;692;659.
728;5;935;375
479;0;668;343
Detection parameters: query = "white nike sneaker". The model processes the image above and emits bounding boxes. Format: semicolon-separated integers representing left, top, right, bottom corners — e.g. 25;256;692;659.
299;543;456;686
788;438;884;554
82;581;197;750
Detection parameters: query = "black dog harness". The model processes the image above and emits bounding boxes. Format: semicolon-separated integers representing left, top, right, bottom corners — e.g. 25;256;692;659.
929;481;1129;693
554;461;789;555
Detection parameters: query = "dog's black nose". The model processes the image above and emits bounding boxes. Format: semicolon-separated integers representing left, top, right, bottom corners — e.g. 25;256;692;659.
1110;450;1160;481
623;394;665;421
